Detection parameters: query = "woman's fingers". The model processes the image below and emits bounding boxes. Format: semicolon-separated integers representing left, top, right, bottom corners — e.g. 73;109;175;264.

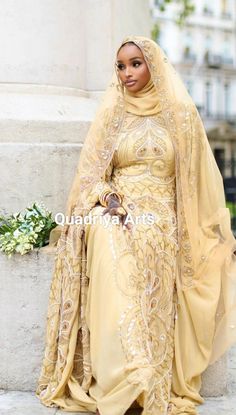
102;207;110;215
102;206;125;216
102;201;120;216
101;206;132;230
121;213;133;230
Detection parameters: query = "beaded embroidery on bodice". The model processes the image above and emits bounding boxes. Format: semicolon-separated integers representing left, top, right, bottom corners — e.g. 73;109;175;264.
113;112;175;177
111;112;177;244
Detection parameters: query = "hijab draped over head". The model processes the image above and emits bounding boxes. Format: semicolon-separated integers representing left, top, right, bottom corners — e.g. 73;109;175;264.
37;36;236;414
115;41;161;115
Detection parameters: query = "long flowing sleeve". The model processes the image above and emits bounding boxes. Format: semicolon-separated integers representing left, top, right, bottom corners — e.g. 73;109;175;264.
79;158;124;209
48;158;123;247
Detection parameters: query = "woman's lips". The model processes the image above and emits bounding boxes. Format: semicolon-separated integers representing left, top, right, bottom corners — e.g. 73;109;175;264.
125;80;137;86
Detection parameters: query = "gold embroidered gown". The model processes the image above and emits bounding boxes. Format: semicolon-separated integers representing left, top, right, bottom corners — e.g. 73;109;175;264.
84;111;179;415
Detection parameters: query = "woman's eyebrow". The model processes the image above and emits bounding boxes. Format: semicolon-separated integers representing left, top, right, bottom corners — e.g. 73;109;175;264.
116;56;143;62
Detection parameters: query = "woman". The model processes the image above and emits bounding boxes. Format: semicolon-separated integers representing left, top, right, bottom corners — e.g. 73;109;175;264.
36;36;236;415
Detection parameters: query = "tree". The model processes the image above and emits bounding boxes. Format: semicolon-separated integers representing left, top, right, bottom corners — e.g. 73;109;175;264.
151;0;195;41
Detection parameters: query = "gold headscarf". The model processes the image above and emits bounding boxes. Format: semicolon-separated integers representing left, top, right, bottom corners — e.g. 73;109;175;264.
37;36;236;415
123;77;161;115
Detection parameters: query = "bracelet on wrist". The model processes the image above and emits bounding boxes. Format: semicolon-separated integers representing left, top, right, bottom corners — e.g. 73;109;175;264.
99;190;123;207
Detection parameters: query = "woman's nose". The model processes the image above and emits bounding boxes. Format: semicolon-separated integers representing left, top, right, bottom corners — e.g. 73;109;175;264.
125;66;132;76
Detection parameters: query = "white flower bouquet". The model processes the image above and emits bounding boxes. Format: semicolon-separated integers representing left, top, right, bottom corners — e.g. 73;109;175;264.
0;202;57;257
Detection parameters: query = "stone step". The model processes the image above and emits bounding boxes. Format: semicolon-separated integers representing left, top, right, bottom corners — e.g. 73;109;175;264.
0;389;236;415
0;85;99;215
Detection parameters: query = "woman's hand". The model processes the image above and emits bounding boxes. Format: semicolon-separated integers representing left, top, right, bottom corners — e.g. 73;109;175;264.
102;194;132;230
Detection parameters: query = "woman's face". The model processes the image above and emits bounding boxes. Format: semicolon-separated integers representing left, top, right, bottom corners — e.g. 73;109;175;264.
116;43;151;93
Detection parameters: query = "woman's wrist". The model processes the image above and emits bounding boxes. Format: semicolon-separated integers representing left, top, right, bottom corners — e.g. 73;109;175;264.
105;193;121;206
99;190;123;207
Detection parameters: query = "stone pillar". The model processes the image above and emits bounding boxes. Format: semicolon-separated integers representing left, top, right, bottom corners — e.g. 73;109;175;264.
0;0;151;90
0;0;151;216
84;0;152;90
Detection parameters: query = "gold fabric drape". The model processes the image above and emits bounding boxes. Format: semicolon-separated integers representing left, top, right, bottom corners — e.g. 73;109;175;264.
123;77;162;115
36;36;236;415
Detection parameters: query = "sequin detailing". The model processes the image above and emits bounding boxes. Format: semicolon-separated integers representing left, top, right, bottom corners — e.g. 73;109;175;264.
108;112;178;414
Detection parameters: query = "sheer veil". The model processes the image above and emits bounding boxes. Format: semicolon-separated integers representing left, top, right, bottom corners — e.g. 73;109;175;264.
37;36;236;412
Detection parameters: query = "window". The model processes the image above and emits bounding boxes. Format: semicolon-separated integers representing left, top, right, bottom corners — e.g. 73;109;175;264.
221;0;232;18
204;35;212;61
221;0;228;13
224;83;230;117
205;35;212;50
222;35;233;64
183;31;196;62
185;31;192;47
223;36;230;57
205;81;212;116
186;80;193;97
203;4;213;16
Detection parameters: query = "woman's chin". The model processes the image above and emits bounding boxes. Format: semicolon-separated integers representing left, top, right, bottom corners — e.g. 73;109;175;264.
125;84;140;92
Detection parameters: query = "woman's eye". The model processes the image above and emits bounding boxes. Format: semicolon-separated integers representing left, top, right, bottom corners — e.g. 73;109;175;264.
133;61;141;67
116;61;141;70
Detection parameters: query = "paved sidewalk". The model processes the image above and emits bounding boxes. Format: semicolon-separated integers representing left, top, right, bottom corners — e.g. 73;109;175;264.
1;389;236;415
1;346;235;414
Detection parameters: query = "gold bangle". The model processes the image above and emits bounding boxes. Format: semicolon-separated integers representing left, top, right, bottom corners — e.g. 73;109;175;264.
99;190;112;207
99;190;123;207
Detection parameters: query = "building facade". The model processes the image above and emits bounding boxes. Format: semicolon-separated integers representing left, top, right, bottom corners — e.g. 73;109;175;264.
151;0;236;124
